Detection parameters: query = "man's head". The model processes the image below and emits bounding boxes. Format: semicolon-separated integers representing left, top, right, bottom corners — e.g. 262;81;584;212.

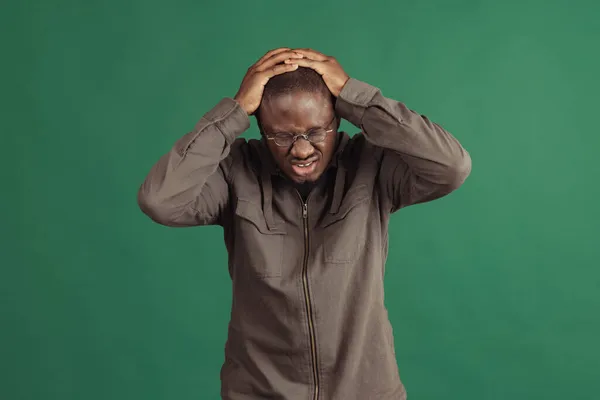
256;66;339;184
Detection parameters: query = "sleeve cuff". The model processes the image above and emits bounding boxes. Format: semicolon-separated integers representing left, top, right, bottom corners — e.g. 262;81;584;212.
335;78;380;126
195;97;250;144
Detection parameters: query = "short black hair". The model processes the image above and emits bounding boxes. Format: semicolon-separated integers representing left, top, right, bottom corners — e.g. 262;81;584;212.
256;66;334;131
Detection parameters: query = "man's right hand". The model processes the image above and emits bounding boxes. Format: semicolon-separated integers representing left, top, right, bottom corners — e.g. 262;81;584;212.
233;48;304;115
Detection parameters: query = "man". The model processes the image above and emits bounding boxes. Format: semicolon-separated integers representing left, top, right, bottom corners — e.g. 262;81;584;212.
138;47;471;399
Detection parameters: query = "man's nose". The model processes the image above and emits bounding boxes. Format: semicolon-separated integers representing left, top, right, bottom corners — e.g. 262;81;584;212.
290;137;315;159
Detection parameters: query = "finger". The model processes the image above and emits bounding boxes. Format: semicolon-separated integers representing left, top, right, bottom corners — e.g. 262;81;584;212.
260;62;299;82
285;57;326;74
256;50;304;72
292;48;328;61
255;47;290;65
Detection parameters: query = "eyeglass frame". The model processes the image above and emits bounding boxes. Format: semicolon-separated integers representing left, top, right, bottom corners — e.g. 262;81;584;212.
264;116;337;147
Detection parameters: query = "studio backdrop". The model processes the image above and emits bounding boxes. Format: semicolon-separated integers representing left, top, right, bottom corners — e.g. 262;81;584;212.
2;0;599;399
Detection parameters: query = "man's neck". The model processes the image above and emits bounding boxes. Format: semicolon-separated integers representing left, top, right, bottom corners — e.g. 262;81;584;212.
294;181;314;201
294;169;331;201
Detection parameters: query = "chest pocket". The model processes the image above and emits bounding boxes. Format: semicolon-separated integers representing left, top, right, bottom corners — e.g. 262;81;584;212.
233;198;286;278
321;184;372;264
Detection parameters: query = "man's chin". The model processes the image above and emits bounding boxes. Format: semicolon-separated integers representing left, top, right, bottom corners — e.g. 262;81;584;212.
286;170;322;184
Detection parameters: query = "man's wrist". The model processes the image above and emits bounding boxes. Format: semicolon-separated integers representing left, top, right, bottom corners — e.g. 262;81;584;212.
335;78;380;126
199;98;250;142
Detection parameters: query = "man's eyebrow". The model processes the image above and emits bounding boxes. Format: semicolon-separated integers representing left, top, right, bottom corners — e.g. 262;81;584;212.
310;118;334;130
269;116;333;133
272;123;324;133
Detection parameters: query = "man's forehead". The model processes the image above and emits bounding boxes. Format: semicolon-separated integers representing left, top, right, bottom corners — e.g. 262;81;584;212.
260;91;334;129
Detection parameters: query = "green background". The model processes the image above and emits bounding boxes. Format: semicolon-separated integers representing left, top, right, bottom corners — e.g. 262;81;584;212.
2;0;599;399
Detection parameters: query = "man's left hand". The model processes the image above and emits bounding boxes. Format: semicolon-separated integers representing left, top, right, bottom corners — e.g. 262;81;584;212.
285;48;350;97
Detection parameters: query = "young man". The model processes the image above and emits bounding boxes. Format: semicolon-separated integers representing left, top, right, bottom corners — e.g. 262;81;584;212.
138;47;471;400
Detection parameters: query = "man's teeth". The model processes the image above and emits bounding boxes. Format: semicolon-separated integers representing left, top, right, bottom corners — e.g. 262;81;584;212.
297;162;313;167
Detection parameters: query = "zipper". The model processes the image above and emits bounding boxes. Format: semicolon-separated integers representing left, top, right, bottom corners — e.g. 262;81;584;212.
298;194;319;400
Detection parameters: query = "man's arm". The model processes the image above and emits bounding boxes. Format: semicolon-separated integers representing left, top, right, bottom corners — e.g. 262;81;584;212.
335;78;472;211
138;48;304;227
137;98;249;227
289;48;471;211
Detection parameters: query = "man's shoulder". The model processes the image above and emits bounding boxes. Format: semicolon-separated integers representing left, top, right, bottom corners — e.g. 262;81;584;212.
338;132;384;167
225;137;266;178
229;136;264;160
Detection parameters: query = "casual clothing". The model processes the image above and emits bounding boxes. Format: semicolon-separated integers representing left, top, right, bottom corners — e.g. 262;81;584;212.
138;78;471;399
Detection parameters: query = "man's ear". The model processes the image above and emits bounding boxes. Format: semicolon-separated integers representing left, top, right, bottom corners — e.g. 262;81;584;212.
331;94;341;128
255;114;264;136
254;106;261;125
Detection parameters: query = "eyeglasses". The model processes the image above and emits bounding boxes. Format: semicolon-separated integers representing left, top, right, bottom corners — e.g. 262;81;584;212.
265;117;336;147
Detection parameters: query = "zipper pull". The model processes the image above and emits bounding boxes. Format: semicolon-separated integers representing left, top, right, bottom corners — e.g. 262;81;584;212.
303;203;308;219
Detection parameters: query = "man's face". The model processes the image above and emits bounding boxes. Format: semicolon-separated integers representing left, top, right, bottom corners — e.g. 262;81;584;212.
259;91;338;184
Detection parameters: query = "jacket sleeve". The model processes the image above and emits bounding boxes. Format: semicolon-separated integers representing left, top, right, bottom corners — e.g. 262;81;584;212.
137;98;250;227
335;78;472;212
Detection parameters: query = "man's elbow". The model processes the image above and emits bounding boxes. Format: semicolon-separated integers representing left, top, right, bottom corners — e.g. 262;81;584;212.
137;187;181;227
445;150;472;191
